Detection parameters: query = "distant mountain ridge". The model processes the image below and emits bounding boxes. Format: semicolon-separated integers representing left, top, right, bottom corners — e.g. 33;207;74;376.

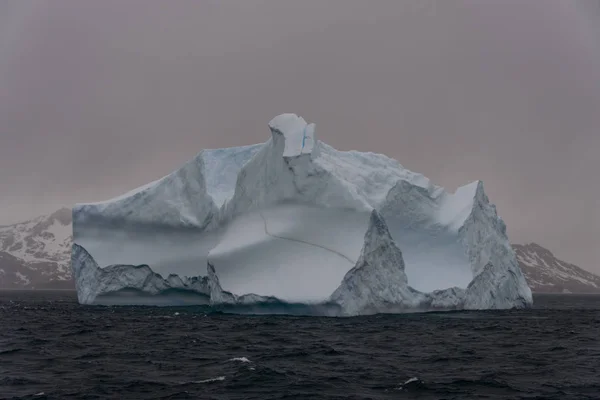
0;208;73;289
1;209;599;293
513;243;600;294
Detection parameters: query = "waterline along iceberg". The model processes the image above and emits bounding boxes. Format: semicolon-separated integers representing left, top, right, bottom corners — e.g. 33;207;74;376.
72;114;533;314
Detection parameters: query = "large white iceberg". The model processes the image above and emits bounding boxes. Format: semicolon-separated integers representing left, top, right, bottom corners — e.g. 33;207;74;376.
72;113;532;314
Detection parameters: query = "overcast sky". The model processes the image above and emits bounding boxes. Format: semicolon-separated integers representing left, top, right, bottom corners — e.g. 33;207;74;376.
0;0;599;271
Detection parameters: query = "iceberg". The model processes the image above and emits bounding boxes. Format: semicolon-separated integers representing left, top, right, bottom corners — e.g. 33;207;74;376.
72;113;532;314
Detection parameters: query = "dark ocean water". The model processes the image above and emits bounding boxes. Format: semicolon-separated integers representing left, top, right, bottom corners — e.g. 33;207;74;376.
1;291;599;400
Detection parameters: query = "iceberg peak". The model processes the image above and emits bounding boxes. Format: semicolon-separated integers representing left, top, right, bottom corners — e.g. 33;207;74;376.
330;210;419;315
268;113;316;158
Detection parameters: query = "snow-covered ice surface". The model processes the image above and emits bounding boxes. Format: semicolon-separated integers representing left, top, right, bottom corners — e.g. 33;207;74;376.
208;205;367;302
72;113;532;314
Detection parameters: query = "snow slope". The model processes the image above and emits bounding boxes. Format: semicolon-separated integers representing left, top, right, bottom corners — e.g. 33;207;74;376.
0;208;72;288
71;113;532;313
73;144;261;230
514;243;600;293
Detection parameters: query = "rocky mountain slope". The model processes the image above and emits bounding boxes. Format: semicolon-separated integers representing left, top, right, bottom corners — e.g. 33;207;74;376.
513;243;600;293
1;209;598;293
0;208;73;289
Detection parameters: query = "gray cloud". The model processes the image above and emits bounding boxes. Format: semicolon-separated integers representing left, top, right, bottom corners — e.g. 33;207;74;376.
0;0;599;271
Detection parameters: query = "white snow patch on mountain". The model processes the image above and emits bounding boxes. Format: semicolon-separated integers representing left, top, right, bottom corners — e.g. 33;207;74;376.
16;272;30;284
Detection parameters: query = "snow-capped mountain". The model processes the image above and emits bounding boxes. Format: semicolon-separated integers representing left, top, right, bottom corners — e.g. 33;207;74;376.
514;243;600;293
0;208;73;289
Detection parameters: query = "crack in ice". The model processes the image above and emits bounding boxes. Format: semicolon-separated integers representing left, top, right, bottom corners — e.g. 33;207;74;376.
301;125;307;151
258;210;355;265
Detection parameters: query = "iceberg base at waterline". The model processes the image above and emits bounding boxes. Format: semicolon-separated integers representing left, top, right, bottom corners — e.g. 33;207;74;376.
71;113;532;315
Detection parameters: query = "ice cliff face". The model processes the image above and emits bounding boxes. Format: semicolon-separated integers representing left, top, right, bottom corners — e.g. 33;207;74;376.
330;210;426;315
458;182;532;309
72;244;210;305
72;113;532;313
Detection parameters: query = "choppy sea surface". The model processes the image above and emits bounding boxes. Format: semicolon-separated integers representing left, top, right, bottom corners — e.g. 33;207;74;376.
0;291;599;400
